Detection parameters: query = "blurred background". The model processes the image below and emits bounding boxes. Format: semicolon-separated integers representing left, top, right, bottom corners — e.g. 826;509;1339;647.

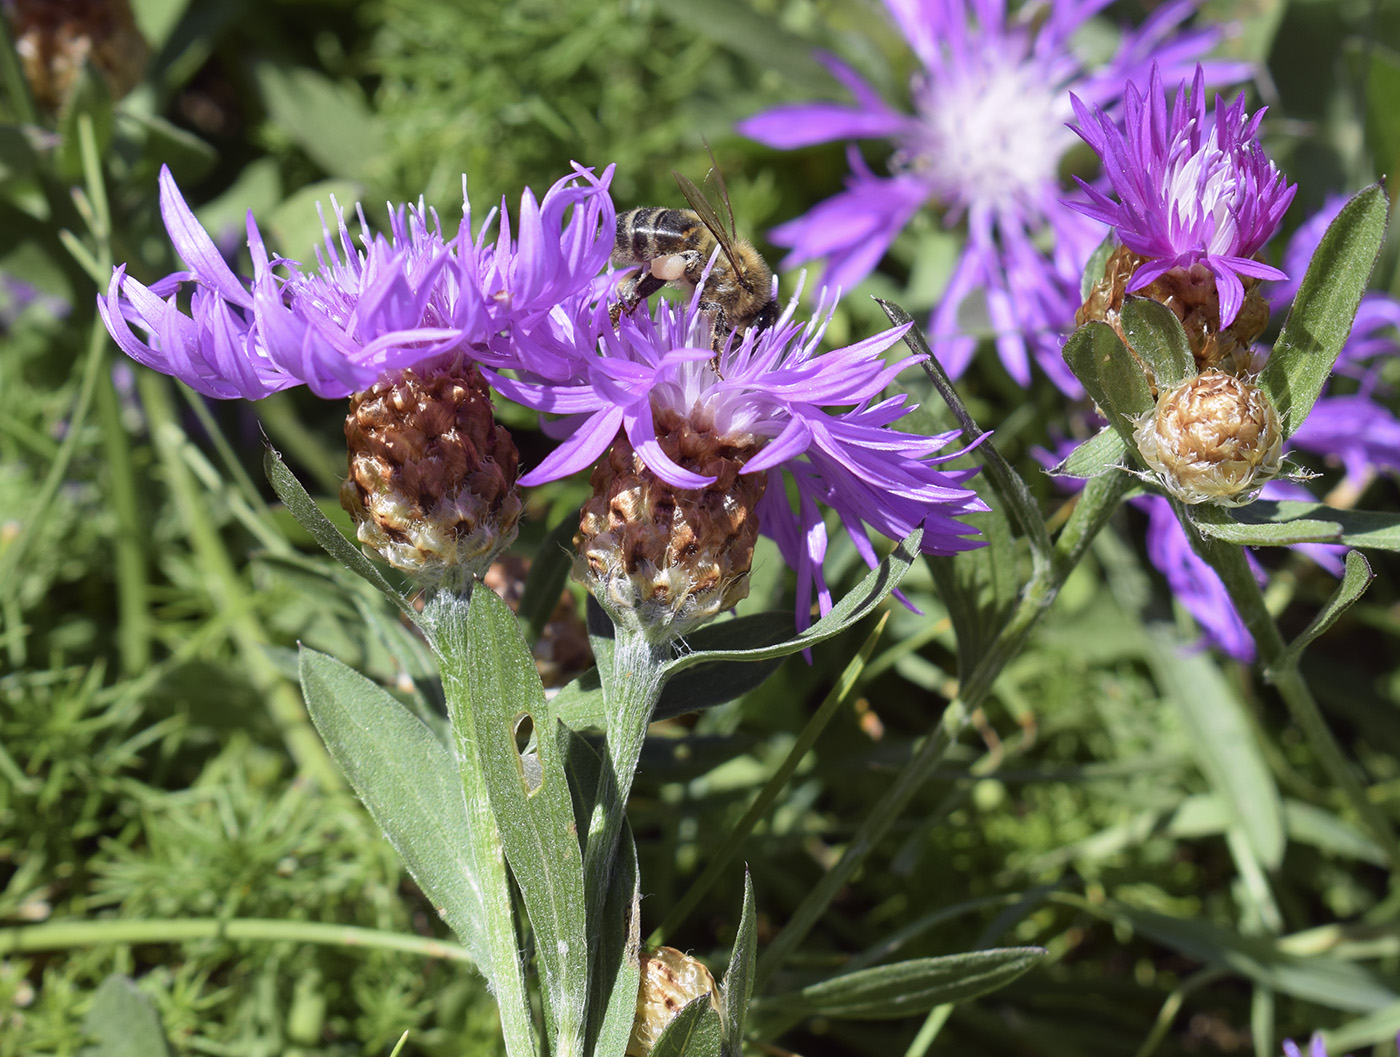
3;0;1400;1054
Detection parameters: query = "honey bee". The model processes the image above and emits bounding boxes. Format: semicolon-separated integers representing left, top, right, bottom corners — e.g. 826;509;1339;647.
612;161;779;354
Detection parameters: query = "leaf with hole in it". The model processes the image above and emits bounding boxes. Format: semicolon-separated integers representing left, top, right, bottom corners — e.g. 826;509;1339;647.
1062;321;1153;443
299;647;487;968
721;873;758;1057
765;948;1044;1020
664;529;923;675
265;443;420;628
1260;184;1390;437
1282;550;1374;666
651;995;725;1057
1046;426;1128;480
78;975;172;1057
463;586;589;1051
1121;297;1195;390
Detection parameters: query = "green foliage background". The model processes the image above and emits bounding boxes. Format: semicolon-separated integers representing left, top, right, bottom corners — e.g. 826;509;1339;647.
3;0;1400;1054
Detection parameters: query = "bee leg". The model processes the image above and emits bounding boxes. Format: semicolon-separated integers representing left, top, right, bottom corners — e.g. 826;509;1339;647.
612;271;669;327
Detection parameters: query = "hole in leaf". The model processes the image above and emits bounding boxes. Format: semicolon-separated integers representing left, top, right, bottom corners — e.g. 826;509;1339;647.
513;712;543;794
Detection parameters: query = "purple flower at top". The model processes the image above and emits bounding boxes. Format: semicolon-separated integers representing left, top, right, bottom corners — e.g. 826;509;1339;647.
1271;197;1400;484
492;284;988;630
738;0;1247;391
99;163;615;400
1068;63;1296;328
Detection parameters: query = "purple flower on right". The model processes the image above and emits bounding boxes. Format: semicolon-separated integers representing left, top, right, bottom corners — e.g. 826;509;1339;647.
1067;63;1297;329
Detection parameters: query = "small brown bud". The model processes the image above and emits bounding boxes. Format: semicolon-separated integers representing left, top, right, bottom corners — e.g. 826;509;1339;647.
1079;247;1270;378
576;410;765;642
10;0;149;112
626;947;720;1057
1133;371;1283;506
340;359;521;592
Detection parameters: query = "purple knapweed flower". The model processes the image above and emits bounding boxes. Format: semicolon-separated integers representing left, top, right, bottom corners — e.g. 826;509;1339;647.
98;163;615;400
1068;63;1296;329
738;0;1247;391
492;283;988;632
1271;198;1400;484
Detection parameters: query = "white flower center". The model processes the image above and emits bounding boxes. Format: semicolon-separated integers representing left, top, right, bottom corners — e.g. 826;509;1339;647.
902;49;1070;216
1163;125;1241;254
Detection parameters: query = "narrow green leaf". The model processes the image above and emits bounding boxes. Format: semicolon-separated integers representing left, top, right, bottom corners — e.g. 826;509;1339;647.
766;948;1045;1020
254;64;385;183
1109;905;1398;1012
1146;627;1285;869
1081;234;1116;302
1260;184;1390;437
1120;297;1195;390
1282;550;1373;665
264;443;421;628
664;529;922;675
298;648;487;968
721;874;758;1057
465;587;589;1051
656;614;792;718
651;996;725;1057
78;975;172;1057
1196;500;1400;550
1046;426;1128;480
1061;321;1153;442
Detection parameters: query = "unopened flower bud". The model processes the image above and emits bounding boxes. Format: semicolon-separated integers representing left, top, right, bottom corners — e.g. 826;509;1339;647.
626;947;720;1057
10;0;149;112
1133;371;1283;506
576;410;764;643
1079;247;1270;378
340;359;521;592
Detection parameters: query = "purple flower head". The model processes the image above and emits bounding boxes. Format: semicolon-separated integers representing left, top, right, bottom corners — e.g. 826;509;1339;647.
493;282;988;631
739;0;1248;391
1068;63;1296;328
99;163;615;400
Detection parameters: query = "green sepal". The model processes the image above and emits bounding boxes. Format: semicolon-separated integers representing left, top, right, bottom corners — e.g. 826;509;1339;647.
762;948;1045;1020
1260;183;1391;437
1081;233;1116;302
1062;321;1153;444
651;996;725;1057
1045;426;1128;480
1120;296;1195;390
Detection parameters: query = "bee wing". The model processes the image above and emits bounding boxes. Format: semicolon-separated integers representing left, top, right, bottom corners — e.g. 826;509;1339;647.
702;139;738;241
673;169;748;283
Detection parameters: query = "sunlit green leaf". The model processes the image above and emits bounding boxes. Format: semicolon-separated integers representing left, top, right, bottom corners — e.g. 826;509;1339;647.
1121;297;1195;390
78;975;172;1057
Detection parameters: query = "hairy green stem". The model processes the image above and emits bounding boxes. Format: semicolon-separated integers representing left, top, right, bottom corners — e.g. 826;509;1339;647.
426;592;541;1057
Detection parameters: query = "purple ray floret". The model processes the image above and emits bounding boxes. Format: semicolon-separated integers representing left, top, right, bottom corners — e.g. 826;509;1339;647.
99;163;615;399
1068;63;1296;328
493;286;988;631
739;0;1247;391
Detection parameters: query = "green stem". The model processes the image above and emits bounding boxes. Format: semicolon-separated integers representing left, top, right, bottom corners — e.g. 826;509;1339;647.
0;917;474;962
754;467;1135;988
96;369;151;674
1180;503;1400;875
426;592;540;1057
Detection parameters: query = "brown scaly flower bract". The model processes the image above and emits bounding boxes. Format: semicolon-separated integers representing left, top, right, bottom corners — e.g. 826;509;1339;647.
625;947;721;1057
1133;370;1283;506
1078;246;1270;380
341;358;521;592
577;408;765;643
